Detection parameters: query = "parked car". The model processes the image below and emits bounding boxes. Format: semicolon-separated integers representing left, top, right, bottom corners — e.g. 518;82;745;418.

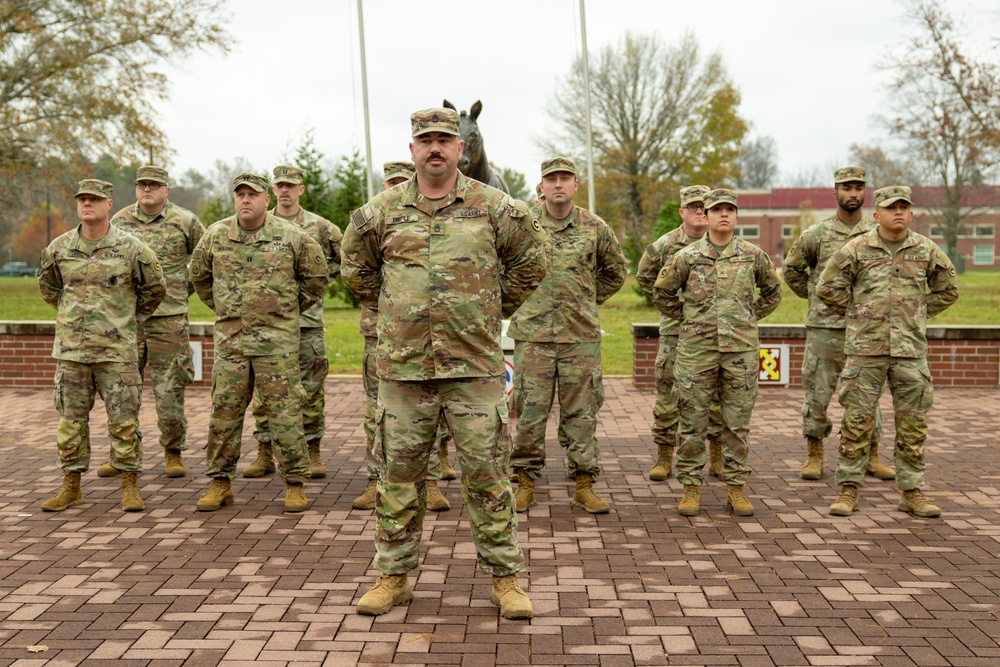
0;262;37;277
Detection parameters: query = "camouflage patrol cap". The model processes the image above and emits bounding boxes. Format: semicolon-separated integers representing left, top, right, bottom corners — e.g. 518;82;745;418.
704;188;738;210
680;185;711;207
874;185;912;207
135;165;169;185
232;172;268;193
834;166;867;184
383;161;415;181
410;108;460;137
75;179;113;199
540;157;577;177
273;164;304;185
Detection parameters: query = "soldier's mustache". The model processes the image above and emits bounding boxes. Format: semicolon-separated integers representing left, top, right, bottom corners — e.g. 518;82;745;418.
428;153;445;161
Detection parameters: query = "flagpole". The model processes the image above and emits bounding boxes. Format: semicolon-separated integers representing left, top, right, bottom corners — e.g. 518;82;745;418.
357;0;374;200
579;0;596;214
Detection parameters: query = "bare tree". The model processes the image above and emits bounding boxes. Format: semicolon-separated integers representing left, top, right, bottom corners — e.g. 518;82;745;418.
735;135;779;189
847;144;920;189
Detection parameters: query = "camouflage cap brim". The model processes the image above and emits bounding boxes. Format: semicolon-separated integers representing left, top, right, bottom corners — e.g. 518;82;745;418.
680;185;711;207
135;165;169;185
75;179;114;199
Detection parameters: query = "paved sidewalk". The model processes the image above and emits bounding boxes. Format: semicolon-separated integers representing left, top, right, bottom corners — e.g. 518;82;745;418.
0;379;997;667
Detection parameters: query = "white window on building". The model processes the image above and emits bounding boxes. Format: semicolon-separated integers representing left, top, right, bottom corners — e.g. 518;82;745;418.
973;225;995;238
734;225;759;238
929;225;945;237
973;244;995;265
781;225;796;238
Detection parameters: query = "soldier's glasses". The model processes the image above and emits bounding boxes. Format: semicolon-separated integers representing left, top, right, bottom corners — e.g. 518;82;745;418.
136;183;163;191
684;204;705;212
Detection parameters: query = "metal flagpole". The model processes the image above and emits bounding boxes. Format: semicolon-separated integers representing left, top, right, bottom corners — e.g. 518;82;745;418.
579;0;596;214
357;0;375;200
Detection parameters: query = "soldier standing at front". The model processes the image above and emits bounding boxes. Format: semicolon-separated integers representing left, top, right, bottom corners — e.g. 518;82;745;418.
190;173;327;513
102;165;203;479
341;108;546;620
508;157;626;514
782;167;894;481
636;185;724;482
38;179;165;512
654;189;781;517
817;186;958;518
244;165;342;481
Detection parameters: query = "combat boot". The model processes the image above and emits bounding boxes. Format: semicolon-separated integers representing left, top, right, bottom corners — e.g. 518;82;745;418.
514;470;536;512
726;484;754;516
284;482;309;512
439;438;457;480
898;488;941;518
307;440;327;479
490;574;533;619
196;478;233;511
163;448;186;478
426;480;450;511
800;437;824;480
709;439;724;478
648;444;673;481
352;479;378;510
357;574;413;615
829;484;859;516
41;472;83;512
866;442;896;480
678;484;701;516
121;472;145;512
242;442;275;478
96;461;120;478
571;471;610;514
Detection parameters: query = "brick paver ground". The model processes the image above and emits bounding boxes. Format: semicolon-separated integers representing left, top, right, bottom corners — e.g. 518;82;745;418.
0;379;997;667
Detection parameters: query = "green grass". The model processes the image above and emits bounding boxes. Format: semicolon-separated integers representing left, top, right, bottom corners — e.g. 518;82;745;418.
4;271;997;375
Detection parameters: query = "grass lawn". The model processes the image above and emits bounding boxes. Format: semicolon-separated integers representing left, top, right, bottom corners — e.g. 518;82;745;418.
4;271;997;375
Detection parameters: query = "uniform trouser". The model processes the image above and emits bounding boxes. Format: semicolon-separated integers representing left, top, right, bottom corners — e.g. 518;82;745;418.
674;348;757;486
137;313;193;451
836;355;934;490
253;327;328;445
374;377;522;576
510;340;603;479
53;360;144;473
802;327;882;444
205;350;309;483
653;334;721;447
362;335;448;481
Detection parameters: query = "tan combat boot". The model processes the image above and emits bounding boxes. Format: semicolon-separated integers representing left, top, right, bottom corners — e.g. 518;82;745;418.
898;488;941;518
196;478;234;511
426;480;450;511
41;472;83;512
164;449;186;478
120;471;145;512
866;442;896;480
800;437;824;480
678;484;701;516
242;442;275;478
307;440;327;479
96;461;120;478
352;479;378;510
648;444;673;481
284;482;309;512
829;484;859;516
439;438;457;480
709;439;724;478
514;469;536;512
357;574;413;615
571;471;610;514
726;484;754;516
491;574;533;619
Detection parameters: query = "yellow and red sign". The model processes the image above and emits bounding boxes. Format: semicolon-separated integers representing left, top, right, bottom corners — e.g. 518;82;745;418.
758;345;789;385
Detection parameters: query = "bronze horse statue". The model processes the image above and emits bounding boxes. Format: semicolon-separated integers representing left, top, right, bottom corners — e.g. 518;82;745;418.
442;99;509;194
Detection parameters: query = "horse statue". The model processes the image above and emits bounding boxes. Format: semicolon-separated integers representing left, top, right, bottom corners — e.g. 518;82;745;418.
442;99;509;194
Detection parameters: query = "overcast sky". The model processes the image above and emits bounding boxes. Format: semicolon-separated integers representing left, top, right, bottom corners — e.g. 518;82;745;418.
159;0;999;191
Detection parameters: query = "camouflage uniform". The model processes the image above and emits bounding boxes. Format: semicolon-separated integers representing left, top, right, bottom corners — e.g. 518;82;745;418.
508;201;626;479
341;167;546;576
112;194;203;454
190;209;327;484
817;197;958;491
39;214;165;473
653;220;782;487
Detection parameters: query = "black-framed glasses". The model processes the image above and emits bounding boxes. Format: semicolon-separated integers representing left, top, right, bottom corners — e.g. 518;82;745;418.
136;183;163;191
683;204;704;212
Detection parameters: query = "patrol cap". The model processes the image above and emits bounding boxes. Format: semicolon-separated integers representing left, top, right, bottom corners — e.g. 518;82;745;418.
232;172;269;193
135;165;169;185
540;157;577;178
704;188;738;210
410;108;460;137
834;166;867;184
383;161;415;182
874;185;912;207
680;185;711;207
273;164;304;185
75;179;114;199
